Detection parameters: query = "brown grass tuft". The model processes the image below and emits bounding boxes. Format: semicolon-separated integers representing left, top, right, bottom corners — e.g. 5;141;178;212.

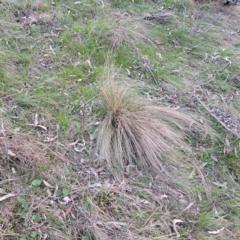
96;74;204;178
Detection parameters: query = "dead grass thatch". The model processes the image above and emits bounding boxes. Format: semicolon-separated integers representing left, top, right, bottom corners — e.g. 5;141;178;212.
0;133;46;165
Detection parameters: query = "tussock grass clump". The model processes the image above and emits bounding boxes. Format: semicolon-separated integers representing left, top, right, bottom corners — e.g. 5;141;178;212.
96;75;203;177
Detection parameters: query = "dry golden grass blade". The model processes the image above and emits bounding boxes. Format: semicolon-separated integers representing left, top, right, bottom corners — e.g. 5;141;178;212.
96;72;205;178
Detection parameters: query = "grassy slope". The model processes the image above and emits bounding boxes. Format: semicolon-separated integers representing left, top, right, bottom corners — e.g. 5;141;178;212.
0;0;240;239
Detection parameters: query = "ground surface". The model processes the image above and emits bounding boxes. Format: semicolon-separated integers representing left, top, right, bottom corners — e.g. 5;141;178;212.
0;0;240;239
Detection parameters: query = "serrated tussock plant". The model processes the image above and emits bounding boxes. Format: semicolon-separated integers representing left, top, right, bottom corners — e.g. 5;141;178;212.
96;73;204;178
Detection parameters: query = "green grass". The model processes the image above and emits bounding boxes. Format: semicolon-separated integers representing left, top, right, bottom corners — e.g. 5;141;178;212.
0;0;240;239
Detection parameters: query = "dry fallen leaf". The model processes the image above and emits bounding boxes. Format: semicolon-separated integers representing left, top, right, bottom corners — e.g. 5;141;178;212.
49;45;56;55
199;162;208;170
157;188;168;200
140;199;150;205
77;139;86;146
88;183;102;188
183;201;195;212
119;178;126;187
125;68;131;75
210;155;218;162
69;139;79;146
188;168;196;179
43;180;55;189
202;53;208;62
53;185;59;198
43;136;58;142
63;196;71;204
173;219;184;239
107;221;127;229
34;113;39;125
208;227;224;235
74;145;86;152
27;124;47;131
156;52;163;60
61;205;72;218
7;150;16;157
85;59;93;68
212;182;227;188
224;57;231;64
0;193;15;202
47;189;52;197
224;138;233;154
225;138;230;147
234;147;238;157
